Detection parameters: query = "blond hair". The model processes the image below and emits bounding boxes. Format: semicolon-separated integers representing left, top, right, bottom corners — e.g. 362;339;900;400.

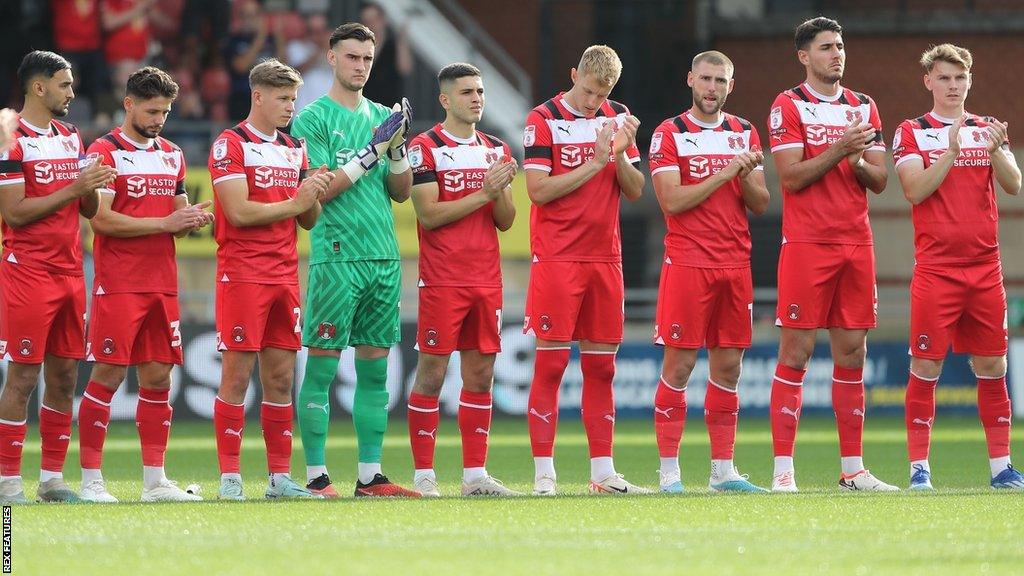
920;44;972;72
249;58;303;90
692;50;734;76
577;45;622;87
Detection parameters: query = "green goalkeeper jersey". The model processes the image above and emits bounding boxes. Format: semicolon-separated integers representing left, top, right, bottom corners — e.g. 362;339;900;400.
291;95;399;263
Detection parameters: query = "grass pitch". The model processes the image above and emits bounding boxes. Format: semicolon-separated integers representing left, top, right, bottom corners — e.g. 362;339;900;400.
10;415;1024;575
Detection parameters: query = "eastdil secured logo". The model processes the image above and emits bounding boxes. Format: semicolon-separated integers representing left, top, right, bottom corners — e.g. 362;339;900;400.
253;165;274;188
689;156;710;178
443;171;465;193
126;175;147;198
34;161;54;184
806;124;828;145
560;145;582;168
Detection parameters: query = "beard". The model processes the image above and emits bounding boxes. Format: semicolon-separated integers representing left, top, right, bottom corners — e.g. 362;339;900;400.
133;121;161;139
693;93;726;116
815;66;843;85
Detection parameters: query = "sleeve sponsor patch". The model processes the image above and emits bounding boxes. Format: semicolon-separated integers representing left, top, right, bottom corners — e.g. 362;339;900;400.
649;131;663;154
409;144;423;169
213;138;228;161
523;125;536;147
770;106;783;130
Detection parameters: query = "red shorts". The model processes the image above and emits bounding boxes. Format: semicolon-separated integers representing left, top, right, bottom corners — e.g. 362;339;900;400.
216;282;301;352
776;243;877;330
87;292;183;366
654;264;752;349
0;262;85;362
524;261;624;343
909;262;1007;359
417;285;502;355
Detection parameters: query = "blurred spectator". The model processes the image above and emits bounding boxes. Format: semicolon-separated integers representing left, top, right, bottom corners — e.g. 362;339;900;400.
286;12;333;112
51;0;114;123
224;0;286;121
0;108;18;155
102;0;176;104
358;2;412;106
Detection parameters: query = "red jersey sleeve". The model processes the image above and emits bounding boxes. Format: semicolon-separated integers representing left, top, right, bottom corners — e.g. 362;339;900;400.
648;121;680;176
85;139;117;194
0;138;25;186
209;133;246;185
409;134;437;186
749;127;765;170
867;96;885;152
175;147;188;195
892;120;922;169
768;94;804;154
523;110;553;172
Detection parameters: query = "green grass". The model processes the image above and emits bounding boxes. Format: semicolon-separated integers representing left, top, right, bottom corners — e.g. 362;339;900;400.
10;415;1024;575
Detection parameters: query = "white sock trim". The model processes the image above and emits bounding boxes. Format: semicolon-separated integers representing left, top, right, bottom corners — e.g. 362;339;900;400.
773;376;803;387
40;404;69;416
261;400;292;408
706;378;737;393
458;401;492;410
0;417;27;426
580;350;617;355
407;404;440;413
215;396;245;407
82;392;111;407
976;373;1008;380
537;346;572;351
909;371;940;382
832;377;864;384
137;396;167;404
659;376;687;392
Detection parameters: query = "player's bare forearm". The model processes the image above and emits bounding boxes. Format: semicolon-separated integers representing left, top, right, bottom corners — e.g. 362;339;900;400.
492;187;516;231
740;171;770;216
91;207;171;237
850;151;888;194
525;162;602;205
775;145;845;192
898;155;955;205
991;148;1021;196
654;171;727;215
615;154;644;201
296;202;321;230
78;189;99;218
387;170;412;203
0;184;78;228
412;184;489;230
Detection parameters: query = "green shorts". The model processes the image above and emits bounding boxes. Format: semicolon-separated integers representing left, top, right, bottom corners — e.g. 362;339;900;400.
302;260;401;350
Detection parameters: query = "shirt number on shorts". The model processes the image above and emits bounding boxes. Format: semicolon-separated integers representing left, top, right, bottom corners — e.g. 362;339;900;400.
293;307;302;333
170;320;182;348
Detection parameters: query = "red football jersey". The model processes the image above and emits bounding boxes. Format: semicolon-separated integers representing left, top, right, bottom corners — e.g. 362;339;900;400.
209;122;309;285
101;0;150;63
768;83;884;245
51;0;102;52
522;94;641;262
0;117;87;275
410;124;510;287
649;112;762;268
892;112;1009;266
87;128;186;294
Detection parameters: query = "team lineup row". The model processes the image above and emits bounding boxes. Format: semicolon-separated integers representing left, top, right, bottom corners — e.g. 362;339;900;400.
0;16;1021;504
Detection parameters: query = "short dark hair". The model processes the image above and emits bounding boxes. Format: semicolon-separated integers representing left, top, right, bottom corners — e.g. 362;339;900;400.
17;50;72;94
126;66;179;100
437;63;482;90
329;22;375;48
794;17;842;50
